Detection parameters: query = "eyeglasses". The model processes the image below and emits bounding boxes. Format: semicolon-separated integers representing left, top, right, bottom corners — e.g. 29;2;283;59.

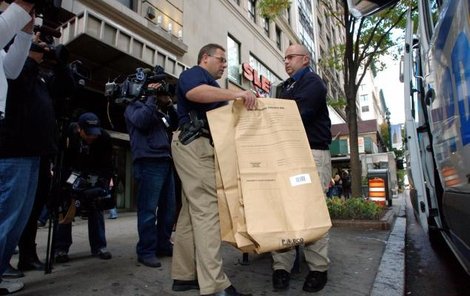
208;55;227;64
284;54;306;61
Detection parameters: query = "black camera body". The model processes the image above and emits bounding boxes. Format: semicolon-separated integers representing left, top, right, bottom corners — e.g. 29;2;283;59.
105;65;168;105
66;172;115;212
2;0;61;15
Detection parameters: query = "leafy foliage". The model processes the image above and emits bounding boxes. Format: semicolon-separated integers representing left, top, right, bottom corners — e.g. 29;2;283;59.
257;0;291;19
327;197;384;220
328;97;347;109
318;0;413;198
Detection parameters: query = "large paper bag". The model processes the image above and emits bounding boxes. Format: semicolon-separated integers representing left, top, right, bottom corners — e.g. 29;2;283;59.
232;98;331;253
209;103;256;252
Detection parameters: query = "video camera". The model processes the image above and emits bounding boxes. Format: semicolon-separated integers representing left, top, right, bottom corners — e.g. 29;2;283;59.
66;172;115;212
1;0;59;15
1;0;63;59
105;65;171;106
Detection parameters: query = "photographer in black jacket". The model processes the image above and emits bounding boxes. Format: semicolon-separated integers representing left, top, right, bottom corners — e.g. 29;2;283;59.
0;32;74;294
53;112;114;263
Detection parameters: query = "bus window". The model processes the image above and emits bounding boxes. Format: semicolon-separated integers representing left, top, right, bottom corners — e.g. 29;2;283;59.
423;0;446;39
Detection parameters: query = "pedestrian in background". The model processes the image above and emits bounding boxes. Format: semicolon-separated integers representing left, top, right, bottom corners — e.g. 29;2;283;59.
341;170;351;199
272;43;332;293
170;43;256;296
333;173;343;197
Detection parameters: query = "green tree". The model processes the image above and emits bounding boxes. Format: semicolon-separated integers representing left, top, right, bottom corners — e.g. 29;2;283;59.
319;0;412;197
257;0;291;19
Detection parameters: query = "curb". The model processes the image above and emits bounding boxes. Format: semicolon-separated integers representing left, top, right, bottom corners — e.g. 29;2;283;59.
369;215;406;296
331;207;395;230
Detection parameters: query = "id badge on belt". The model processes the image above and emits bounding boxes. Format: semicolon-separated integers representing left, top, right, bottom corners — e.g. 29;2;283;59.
66;172;80;184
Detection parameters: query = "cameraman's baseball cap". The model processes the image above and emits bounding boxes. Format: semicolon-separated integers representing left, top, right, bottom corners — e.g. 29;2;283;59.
78;112;101;136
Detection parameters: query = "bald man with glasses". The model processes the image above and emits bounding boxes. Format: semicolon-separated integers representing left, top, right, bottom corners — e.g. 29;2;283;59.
272;44;332;293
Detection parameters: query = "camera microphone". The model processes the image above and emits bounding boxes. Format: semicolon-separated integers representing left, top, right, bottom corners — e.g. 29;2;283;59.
140;68;153;75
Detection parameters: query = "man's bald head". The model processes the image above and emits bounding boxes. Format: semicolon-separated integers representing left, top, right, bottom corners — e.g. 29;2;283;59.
284;44;311;76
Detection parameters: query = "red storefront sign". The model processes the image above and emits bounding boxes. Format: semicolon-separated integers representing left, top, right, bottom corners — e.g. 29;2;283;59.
242;63;271;93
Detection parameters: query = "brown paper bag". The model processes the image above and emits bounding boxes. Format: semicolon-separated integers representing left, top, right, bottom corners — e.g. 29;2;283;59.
209;104;256;252
209;98;331;253
231;99;331;253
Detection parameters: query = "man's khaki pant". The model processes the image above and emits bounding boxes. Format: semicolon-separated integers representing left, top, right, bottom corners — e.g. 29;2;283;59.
272;149;332;272
171;131;231;295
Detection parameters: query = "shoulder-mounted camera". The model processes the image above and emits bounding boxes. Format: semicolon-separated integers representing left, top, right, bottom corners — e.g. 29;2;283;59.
105;65;170;106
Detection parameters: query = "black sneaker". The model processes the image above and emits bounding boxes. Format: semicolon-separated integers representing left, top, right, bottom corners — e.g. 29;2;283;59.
303;271;327;292
17;259;45;271
1;264;24;279
55;251;70;263
272;269;290;291
172;279;199;291
137;256;161;268
94;248;112;260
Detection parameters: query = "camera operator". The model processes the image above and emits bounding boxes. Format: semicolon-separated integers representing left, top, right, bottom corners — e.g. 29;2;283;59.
53;112;113;263
124;82;177;268
0;0;35;121
0;31;74;294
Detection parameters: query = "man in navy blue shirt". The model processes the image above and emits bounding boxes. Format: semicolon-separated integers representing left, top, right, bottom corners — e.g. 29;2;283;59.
170;43;256;296
124;83;178;268
272;44;332;293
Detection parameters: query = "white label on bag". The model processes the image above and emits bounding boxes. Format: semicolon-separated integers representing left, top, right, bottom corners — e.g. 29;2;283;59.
289;173;311;187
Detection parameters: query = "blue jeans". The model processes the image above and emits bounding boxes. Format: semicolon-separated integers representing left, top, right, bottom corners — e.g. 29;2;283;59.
133;158;176;259
0;157;40;274
54;208;107;255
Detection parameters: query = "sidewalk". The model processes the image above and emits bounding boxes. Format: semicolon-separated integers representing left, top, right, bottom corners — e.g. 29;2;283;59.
9;194;406;296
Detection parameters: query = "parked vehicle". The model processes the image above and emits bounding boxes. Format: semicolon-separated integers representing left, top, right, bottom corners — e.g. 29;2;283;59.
348;0;470;275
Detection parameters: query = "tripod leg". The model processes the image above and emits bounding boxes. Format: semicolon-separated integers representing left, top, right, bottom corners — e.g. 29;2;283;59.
44;211;56;274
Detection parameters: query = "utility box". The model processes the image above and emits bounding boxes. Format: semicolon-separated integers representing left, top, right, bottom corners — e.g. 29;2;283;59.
361;152;398;197
367;168;392;206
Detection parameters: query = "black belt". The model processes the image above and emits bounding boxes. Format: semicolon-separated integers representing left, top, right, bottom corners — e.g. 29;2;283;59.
310;145;330;150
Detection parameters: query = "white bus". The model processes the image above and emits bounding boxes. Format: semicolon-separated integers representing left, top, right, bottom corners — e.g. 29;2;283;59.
348;0;470;275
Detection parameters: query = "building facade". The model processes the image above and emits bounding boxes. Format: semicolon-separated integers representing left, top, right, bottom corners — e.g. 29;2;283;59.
47;0;344;209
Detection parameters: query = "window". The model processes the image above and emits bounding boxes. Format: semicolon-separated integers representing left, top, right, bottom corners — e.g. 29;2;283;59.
248;0;256;22
116;0;133;9
249;54;282;85
286;7;291;25
360;94;369;104
275;26;281;50
362;105;370;113
263;18;270;37
227;35;241;84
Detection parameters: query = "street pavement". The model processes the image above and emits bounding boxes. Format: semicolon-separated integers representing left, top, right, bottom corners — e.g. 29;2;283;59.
8;194;406;296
